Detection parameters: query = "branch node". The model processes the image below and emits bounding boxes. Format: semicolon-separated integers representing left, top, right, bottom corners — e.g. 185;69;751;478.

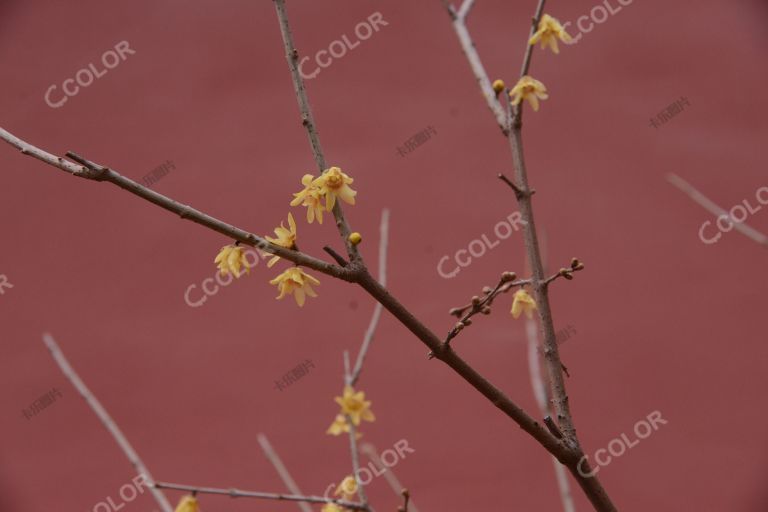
323;246;348;267
544;415;564;439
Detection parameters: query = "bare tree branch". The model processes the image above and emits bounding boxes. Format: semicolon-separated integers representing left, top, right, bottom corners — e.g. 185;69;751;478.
443;0;618;509
257;433;312;512
42;333;173;512
0;128;353;282
154;482;368;510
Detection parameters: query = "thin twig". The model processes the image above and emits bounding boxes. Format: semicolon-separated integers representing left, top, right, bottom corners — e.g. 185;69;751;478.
256;433;312;512
360;444;421;512
440;1;509;133
42;333;173;512
154;482;368;510
273;0;362;263
667;173;768;246
350;209;390;386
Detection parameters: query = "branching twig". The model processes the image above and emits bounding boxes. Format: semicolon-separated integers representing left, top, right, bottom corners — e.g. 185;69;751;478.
440;272;529;352
42;333;173;512
154;482;368;510
256;433;312;512
444;0;618;508
440;0;509;133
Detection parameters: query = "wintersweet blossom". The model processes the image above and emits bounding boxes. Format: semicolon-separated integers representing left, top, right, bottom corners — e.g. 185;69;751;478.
313;167;356;211
511;288;538;319
334;385;375;426
509;76;549;112
529;14;572;54
326;413;351;436
174;495;199;512
265;212;297;268
335;476;358;500
322;504;344;512
269;267;320;307
291;174;326;224
214;244;249;277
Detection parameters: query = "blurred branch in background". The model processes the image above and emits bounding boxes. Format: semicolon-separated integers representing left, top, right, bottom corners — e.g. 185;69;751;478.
42;333;174;512
257;434;313;512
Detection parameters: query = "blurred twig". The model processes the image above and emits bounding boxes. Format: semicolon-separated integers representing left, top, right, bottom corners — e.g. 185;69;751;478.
257;433;312;512
42;333;173;512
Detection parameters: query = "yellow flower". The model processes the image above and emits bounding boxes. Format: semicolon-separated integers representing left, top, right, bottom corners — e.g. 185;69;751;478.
335;476;358;500
326;413;351;436
174;495;199;512
313;167;356;212
334;385;375;426
269;267;320;307
492;79;505;94
322;504;344;512
214;244;250;277
511;288;538;319
509;76;549;112
290;174;326;224
529;14;572;54
264;212;297;268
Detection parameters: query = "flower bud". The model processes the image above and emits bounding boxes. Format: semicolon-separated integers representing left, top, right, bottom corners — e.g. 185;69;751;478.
348;232;362;245
492;79;506;94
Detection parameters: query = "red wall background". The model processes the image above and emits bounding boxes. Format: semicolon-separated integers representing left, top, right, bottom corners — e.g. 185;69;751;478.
1;1;767;511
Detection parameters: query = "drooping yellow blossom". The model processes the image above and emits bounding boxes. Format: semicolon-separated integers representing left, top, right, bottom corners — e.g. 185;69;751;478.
269;267;320;307
313;167;357;212
511;288;538;319
264;212;297;268
492;79;506;94
334;385;375;426
529;14;572;54
509;76;549;112
214;244;250;277
348;232;362;245
335;476;358;500
326;413;351;436
322;504;344;512
174;495;199;512
291;174;326;224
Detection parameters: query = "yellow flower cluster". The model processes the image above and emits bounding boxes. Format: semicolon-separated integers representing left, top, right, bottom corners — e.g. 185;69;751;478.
210;166;358;307
291;167;357;224
326;385;375;436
